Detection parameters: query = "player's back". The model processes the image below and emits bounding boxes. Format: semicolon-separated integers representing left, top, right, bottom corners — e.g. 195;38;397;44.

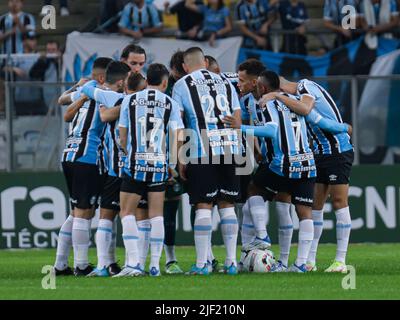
265;94;316;179
98;90;125;177
298;79;353;155
63;98;105;164
241;92;273;163
121;88;180;182
221;72;240;96
173;68;240;158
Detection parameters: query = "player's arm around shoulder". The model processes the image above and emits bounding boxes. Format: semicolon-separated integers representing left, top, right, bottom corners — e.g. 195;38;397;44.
262;92;315;116
100;105;121;123
306;109;352;135
63;95;88;122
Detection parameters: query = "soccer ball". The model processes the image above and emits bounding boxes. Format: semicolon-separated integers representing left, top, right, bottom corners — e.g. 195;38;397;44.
242;249;275;273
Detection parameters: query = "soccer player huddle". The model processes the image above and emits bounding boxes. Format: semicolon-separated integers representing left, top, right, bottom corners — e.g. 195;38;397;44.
53;43;354;277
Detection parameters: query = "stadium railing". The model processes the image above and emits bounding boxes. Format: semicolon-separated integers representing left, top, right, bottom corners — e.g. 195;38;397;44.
1;75;400;172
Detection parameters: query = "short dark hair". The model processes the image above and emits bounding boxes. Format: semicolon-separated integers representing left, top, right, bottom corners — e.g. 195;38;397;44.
105;61;130;84
121;44;146;60
146;63;169;86
93;57;114;71
238;59;266;77
169;50;185;75
259;70;280;91
183;47;204;60
127;72;146;92
205;55;218;67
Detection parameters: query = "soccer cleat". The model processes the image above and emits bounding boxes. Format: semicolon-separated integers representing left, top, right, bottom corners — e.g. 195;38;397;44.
324;261;347;273
287;263;308;273
107;262;122;276
74;265;94;276
113;264;145;277
270;260;288;273
185;264;209;276
242;236;271;251
149;267;161;277
212;259;219;273
219;263;238;275
54;266;74;276
87;267;110;277
165;261;184;274
305;261;317;272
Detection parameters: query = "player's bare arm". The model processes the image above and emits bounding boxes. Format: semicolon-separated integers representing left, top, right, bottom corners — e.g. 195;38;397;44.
177;111;187;181
99;105;121;122
119;126;128;154
260;92;315;116
222;112;241;129
58;78;90;105
63;95;88;122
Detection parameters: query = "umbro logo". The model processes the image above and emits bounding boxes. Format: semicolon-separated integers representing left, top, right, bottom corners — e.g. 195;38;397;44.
329;174;338;181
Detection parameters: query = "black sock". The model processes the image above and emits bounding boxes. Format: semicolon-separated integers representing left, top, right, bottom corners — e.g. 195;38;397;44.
164;200;180;246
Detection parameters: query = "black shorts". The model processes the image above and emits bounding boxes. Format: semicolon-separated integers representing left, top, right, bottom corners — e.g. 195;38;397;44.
100;175;121;211
186;162;240;205
166;180;187;199
315;150;354;185
62;161;104;210
120;175;166;196
253;166;315;207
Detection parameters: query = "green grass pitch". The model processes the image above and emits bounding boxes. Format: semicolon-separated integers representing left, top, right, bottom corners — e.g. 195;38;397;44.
0;243;399;300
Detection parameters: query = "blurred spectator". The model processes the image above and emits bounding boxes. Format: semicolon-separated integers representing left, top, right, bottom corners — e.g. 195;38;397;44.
4;34;46;116
30;40;62;109
279;0;309;55
40;0;70;16
323;0;361;48
118;0;163;39
235;0;278;49
0;0;36;55
360;0;399;39
184;0;232;46
164;0;204;38
100;0;130;33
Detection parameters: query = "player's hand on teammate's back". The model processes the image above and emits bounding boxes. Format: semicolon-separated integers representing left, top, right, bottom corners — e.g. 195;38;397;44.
77;78;90;87
346;124;353;136
222;115;241;129
80;94;89;102
259;92;277;108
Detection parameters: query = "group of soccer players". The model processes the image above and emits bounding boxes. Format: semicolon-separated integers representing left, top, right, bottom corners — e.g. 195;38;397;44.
52;42;354;277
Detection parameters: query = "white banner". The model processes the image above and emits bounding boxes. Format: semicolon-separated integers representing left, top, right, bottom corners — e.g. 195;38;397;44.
62;32;242;81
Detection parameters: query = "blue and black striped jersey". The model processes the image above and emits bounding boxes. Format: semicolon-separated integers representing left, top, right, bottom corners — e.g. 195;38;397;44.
81;84;126;177
118;2;162;32
263;95;316;179
240;92;273;163
173;69;241;159
119;88;184;183
297;79;353;156
221;72;240;96
62;98;106;167
0;12;35;54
